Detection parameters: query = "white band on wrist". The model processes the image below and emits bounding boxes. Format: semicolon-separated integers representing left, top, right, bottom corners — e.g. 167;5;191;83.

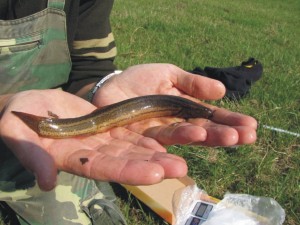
88;70;122;102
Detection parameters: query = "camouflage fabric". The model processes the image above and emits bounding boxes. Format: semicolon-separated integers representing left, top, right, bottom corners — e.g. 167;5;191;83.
0;147;126;225
0;0;126;224
0;0;71;94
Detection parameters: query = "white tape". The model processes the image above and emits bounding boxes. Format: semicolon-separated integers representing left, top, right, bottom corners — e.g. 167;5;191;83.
262;125;300;137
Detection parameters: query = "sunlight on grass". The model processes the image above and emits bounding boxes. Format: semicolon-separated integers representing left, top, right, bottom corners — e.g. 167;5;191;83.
1;0;299;224
112;0;300;224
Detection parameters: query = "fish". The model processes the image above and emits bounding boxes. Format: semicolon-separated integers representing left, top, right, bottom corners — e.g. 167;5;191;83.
11;95;214;138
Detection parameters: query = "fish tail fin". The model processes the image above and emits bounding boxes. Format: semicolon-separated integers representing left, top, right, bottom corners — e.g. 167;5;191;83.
11;111;45;134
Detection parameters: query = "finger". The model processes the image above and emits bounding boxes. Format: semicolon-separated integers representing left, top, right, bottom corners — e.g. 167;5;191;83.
231;126;257;145
151;152;188;178
195;125;239;146
189;119;257;146
172;68;226;100
142;122;208;145
209;107;258;129
62;149;187;185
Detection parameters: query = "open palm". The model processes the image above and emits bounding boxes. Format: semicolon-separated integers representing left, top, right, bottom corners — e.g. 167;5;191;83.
94;64;257;146
0;89;187;191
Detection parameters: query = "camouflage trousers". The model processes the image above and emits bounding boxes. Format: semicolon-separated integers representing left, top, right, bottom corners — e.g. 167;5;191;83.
0;144;126;225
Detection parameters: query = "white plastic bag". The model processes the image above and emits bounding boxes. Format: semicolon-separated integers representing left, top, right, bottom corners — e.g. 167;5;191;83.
203;193;285;225
173;185;216;225
173;185;285;225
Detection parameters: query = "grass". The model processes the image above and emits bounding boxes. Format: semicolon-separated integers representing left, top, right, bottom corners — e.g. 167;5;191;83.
111;0;300;224
1;0;299;224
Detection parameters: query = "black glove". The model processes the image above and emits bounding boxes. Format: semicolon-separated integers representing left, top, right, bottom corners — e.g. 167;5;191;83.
190;58;263;100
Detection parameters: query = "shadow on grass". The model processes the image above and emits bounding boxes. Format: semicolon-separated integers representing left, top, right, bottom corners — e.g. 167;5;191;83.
0;202;20;225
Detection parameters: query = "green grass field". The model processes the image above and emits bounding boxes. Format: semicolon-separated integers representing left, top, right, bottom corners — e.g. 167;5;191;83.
111;0;300;224
1;0;299;224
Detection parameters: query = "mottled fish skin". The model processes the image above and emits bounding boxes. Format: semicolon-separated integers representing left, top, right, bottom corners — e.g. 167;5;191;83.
12;95;214;138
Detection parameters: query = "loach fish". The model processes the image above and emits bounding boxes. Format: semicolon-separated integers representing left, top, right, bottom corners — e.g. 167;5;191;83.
12;95;214;138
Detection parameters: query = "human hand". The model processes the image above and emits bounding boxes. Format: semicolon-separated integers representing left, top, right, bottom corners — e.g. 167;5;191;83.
0;89;187;191
93;63;257;146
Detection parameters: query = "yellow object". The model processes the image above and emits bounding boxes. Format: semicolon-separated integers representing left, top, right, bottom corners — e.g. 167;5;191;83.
123;177;219;224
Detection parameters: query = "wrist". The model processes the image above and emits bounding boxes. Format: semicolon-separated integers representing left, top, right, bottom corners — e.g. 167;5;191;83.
88;70;122;103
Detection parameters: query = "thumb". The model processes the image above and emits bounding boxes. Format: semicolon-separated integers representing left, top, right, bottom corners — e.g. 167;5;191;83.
4;137;57;191
28;145;57;191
